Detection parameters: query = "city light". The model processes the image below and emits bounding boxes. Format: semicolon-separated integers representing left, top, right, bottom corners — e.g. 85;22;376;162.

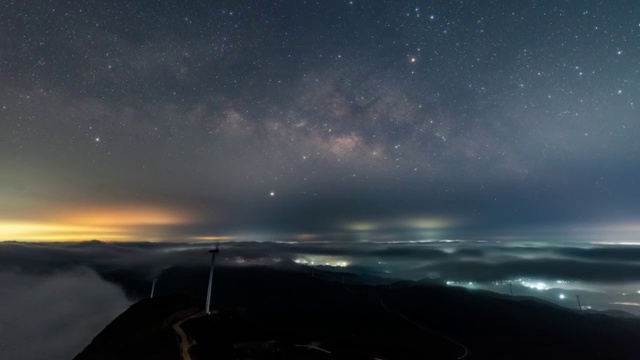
293;256;349;268
520;281;549;291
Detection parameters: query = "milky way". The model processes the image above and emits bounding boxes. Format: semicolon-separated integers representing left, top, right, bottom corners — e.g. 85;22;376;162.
1;1;639;241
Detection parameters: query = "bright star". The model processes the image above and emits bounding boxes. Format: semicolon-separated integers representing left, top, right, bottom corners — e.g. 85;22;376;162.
270;191;275;197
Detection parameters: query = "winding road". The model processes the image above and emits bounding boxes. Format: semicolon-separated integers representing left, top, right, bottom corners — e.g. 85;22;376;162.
173;313;208;360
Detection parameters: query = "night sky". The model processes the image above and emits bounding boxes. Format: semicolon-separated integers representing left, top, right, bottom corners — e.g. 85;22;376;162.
1;1;639;242
2;4;640;356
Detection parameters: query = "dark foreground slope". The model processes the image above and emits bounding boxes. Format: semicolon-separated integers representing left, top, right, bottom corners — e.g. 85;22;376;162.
78;266;640;360
75;295;200;360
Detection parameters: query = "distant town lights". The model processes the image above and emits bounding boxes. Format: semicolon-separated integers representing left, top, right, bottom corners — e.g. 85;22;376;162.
520;280;549;291
293;256;349;268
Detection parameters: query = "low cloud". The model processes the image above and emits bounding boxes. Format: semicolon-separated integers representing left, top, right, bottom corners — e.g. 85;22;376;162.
4;241;640;284
0;268;131;360
2;240;640;337
431;258;640;283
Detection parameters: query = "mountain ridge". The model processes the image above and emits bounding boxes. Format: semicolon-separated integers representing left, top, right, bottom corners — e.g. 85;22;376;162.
76;266;640;360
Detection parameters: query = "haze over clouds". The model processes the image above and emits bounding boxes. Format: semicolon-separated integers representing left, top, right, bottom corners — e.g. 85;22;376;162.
5;240;640;282
2;241;640;316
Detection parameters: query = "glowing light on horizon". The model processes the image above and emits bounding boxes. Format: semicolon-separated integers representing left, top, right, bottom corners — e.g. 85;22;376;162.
346;215;461;233
0;204;203;242
611;302;640;307
293;233;318;241
0;222;130;241
403;216;457;229
347;221;378;231
58;206;198;226
189;236;236;241
591;242;640;246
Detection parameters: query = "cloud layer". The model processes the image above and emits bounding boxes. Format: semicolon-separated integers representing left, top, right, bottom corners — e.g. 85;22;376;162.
2;237;640;356
0;268;131;360
3;240;640;284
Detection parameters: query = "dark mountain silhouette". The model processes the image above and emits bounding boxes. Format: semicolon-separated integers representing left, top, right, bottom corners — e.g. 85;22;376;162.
76;266;640;360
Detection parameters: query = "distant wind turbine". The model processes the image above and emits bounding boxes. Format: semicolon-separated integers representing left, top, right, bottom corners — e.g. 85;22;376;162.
205;244;220;314
576;295;582;311
150;278;157;298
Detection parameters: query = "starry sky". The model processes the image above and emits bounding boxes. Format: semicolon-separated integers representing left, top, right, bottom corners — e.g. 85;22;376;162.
1;0;640;242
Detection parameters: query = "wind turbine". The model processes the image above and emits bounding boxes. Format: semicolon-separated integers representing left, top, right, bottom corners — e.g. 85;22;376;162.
150;278;157;298
576;295;582;311
205;244;220;314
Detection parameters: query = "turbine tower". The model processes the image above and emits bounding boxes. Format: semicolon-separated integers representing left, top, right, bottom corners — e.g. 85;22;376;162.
576;295;582;311
205;244;220;314
150;278;157;298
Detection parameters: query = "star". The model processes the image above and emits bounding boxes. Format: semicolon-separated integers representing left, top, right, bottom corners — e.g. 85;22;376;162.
269;191;275;197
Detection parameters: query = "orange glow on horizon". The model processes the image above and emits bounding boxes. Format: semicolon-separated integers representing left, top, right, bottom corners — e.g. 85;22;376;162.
189;236;236;241
0;204;205;242
58;206;199;226
0;221;133;241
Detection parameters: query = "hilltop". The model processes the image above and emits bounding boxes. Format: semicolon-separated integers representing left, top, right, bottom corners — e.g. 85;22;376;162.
76;266;640;360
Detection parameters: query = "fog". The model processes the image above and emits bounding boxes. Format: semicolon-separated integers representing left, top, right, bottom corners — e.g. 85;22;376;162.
0;268;131;360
